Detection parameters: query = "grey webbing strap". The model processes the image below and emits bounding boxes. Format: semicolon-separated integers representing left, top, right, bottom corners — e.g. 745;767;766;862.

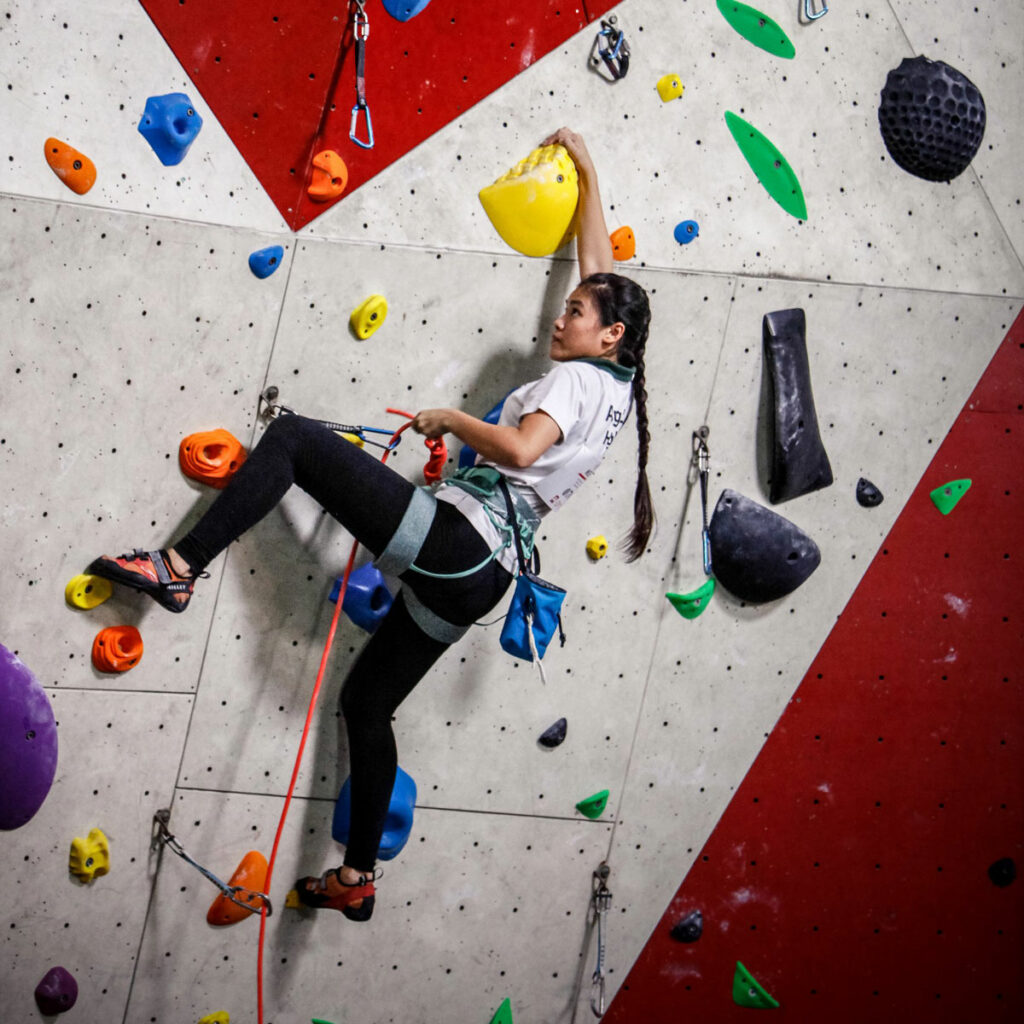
373;487;436;576
402;589;471;645
147;550;171;585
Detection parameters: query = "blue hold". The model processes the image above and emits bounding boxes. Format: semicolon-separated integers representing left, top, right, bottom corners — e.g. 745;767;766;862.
458;391;511;468
248;245;284;279
333;765;417;860
329;563;393;633
382;0;433;21
138;93;203;166
674;220;700;244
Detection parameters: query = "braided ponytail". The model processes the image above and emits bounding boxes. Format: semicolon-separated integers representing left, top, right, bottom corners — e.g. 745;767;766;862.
579;273;654;561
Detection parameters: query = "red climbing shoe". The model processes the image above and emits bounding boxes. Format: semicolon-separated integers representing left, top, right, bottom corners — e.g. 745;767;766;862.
86;549;206;614
294;866;378;922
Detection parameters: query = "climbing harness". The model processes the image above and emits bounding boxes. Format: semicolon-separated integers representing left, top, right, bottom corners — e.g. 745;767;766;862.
804;0;828;20
589;15;630;82
151;809;273;917
589;862;613;1017
259;387;400;452
349;0;374;149
692;426;712;575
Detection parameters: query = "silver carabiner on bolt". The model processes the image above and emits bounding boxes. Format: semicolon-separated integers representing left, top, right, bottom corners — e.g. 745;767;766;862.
804;0;828;20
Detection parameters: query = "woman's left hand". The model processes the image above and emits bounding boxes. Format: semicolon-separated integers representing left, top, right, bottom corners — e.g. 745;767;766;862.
411;408;452;438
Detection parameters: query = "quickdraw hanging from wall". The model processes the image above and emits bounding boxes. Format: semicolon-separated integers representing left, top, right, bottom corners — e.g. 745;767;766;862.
589;14;630;82
665;426;716;620
349;0;374;148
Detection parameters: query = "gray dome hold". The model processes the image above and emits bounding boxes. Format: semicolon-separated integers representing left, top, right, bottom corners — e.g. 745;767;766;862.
878;56;986;182
709;490;821;603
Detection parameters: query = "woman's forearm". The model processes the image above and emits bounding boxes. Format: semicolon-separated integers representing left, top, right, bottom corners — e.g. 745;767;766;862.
412;408;560;469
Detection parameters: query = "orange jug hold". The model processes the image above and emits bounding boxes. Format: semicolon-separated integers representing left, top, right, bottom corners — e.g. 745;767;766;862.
179;429;247;489
207;850;269;925
91;625;143;673
610;225;635;261
44;137;97;195
307;150;348;202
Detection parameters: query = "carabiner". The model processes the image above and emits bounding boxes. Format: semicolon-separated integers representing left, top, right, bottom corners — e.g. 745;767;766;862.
804;0;828;20
350;102;374;149
590;14;630;82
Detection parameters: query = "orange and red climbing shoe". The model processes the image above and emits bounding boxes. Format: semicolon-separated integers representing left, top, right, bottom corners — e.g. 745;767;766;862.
293;866;379;922
86;549;206;614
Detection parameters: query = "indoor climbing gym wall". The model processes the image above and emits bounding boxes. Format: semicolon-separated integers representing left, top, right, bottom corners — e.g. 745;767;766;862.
1;1;1021;1022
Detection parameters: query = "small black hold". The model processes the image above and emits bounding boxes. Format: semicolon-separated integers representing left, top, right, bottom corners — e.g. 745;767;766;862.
670;909;703;942
988;857;1016;887
856;477;884;507
538;718;567;748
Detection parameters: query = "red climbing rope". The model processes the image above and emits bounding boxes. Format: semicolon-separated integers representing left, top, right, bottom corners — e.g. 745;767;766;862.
256;416;414;1024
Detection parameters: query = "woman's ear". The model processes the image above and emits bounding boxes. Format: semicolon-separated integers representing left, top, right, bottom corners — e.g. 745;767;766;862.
601;321;626;356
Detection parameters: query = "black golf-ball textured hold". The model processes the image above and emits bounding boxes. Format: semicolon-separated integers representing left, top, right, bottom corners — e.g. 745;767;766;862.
878;56;986;181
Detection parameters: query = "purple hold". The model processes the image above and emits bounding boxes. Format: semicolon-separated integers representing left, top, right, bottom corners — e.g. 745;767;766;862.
0;643;59;831
35;966;78;1014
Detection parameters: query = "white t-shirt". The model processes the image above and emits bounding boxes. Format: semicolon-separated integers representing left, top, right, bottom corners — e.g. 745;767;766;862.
435;359;633;571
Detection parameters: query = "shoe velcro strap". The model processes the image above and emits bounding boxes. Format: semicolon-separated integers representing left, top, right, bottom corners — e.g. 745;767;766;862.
148;550;171;585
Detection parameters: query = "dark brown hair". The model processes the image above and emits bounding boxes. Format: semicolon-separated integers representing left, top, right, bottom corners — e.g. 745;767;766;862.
579;272;654;561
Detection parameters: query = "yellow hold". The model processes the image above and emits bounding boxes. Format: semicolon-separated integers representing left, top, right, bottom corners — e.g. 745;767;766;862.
586;535;609;560
478;145;579;257
350;294;388;340
657;73;685;102
64;573;113;610
197;1014;230;1024
69;827;110;882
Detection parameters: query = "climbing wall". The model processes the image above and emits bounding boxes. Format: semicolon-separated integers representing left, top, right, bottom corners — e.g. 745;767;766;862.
2;0;1024;1022
603;307;1024;1020
137;0;618;229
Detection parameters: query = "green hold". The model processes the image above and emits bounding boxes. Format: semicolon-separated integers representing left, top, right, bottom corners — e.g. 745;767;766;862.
488;997;514;1024
724;111;807;220
732;961;780;1009
717;0;796;59
576;789;610;819
930;478;972;515
667;579;716;620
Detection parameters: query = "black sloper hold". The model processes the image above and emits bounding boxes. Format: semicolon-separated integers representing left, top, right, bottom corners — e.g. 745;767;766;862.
539;717;568;748
670;909;703;943
763;308;834;504
878;56;986;182
709;489;821;603
988;857;1016;887
856;477;884;507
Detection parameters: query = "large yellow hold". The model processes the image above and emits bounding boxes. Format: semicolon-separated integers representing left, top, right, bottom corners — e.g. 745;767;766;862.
479;145;579;257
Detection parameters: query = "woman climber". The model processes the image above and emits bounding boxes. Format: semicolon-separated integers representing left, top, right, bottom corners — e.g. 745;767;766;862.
86;128;654;923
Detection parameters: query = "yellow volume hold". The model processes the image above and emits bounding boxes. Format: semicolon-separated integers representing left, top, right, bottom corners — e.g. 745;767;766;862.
479;145;579;257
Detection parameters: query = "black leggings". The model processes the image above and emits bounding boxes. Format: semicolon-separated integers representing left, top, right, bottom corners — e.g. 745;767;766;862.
175;414;513;870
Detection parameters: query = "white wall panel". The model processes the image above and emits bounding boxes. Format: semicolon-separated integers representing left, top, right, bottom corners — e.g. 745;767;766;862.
0;689;191;1024
0;0;285;231
0;198;288;692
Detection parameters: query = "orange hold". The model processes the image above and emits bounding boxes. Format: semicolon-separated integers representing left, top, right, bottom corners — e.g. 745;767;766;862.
207;850;269;925
92;626;143;673
307;150;348;202
610;226;636;261
179;429;247;489
44;137;97;195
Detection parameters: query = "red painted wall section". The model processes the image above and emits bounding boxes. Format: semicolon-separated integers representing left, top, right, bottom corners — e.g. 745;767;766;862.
605;306;1024;1022
138;1;617;230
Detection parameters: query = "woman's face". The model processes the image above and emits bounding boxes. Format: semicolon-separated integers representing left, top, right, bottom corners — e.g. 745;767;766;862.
550;287;623;363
